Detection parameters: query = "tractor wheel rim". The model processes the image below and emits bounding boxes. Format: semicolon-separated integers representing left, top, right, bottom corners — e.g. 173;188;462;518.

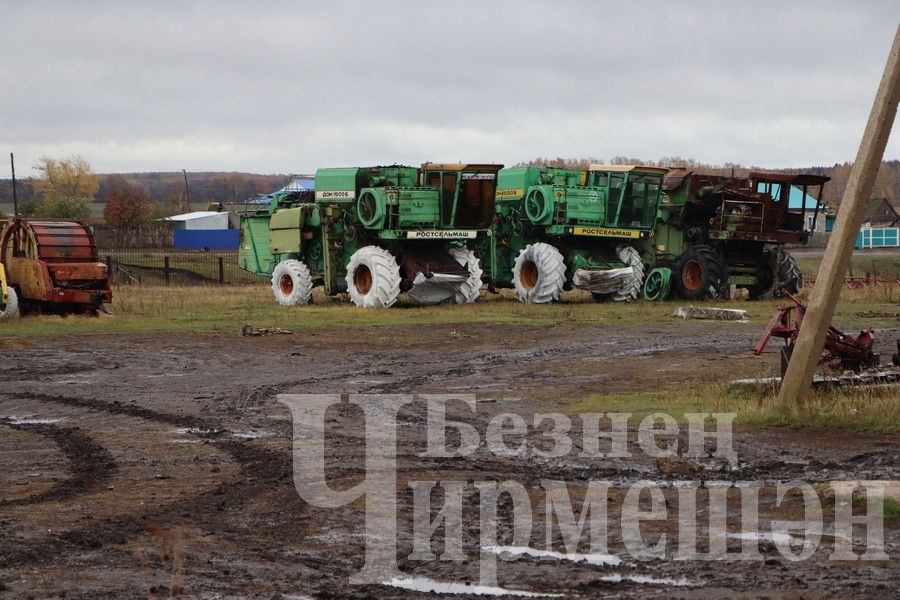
279;274;294;295
646;272;662;296
682;260;702;291
520;260;538;290
354;264;373;294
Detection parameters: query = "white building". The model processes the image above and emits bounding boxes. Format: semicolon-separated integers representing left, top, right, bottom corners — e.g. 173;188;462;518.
161;211;230;230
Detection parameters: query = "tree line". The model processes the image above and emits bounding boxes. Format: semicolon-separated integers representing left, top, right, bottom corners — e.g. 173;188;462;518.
0;159;290;221
1;154;897;225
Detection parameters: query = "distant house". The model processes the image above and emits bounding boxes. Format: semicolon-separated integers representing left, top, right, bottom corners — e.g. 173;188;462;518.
162;211;230;230
160;210;237;249
854;199;900;249
867;198;900;227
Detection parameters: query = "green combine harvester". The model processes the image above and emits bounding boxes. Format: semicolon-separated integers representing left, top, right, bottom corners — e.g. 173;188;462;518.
483;164;667;303
238;163;501;307
642;170;830;300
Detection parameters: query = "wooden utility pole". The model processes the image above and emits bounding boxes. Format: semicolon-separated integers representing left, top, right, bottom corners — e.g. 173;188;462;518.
182;169;192;209
778;26;900;407
10;153;18;217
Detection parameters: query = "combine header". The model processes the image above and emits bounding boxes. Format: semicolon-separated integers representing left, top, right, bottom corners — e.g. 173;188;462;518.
239;164;501;307
0;218;111;314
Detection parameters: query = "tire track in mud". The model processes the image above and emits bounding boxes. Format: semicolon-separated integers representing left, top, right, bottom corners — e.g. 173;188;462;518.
225;328;757;418
0;392;294;570
0;421;118;508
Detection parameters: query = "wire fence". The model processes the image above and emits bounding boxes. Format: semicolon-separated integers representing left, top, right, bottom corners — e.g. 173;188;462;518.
101;249;265;286
99;248;896;289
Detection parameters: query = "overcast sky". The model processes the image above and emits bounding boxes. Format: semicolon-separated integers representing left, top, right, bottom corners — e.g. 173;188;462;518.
0;1;897;176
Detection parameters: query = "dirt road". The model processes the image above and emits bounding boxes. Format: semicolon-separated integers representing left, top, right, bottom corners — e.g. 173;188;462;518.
1;323;897;598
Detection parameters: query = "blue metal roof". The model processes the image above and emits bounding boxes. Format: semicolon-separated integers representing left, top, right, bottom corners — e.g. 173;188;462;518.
278;177;315;193
250;176;315;204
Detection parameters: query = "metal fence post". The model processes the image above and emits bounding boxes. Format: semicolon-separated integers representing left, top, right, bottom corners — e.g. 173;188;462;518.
218;256;225;284
164;255;170;285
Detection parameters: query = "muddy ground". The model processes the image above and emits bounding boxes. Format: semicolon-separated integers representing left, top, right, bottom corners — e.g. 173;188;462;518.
0;322;897;599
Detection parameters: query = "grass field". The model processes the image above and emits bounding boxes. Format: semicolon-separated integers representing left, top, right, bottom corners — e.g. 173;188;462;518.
797;254;900;282
1;277;896;433
1;280;896;338
2;282;895;432
569;380;900;432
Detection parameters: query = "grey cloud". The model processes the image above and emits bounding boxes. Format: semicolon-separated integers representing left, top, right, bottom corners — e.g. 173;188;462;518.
0;0;897;175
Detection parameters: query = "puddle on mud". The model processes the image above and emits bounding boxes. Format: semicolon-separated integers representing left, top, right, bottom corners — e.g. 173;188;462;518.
382;576;562;597
3;416;64;425
173;427;224;436
727;529;847;544
230;430;272;439
598;573;695;586
484;545;698;588
728;531;795;544
484;545;621;566
171;427;271;441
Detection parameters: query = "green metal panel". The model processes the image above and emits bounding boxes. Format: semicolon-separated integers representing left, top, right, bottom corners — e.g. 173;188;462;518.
315;168;360;204
370;166;419;187
238;214;275;276
496;167;539;203
564;187;608;225
397;189;441;228
269;207;305;255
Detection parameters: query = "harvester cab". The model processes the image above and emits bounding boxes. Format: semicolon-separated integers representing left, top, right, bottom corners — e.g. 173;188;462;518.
751;173;830;241
486;164;666;303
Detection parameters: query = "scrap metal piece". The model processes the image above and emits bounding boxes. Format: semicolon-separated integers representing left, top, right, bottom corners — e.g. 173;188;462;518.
572;267;635;294
673;306;748;321
406;272;467;305
241;325;294;336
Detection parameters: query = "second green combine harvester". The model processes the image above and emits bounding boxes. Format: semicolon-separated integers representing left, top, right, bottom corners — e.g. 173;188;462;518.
239;163;501;307
484;164;667;303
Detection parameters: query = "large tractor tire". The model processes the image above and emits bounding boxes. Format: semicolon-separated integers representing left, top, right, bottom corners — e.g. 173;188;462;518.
750;247;802;300
589;245;646;303
512;242;566;304
674;245;728;300
271;259;313;306
449;247;483;304
346;246;401;308
610;245;644;303
0;286;20;319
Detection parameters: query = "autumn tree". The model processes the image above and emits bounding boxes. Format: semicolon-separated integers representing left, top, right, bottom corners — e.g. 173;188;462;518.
30;155;99;219
103;176;152;230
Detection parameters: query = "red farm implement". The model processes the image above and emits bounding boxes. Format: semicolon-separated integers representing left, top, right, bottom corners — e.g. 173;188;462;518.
754;291;880;375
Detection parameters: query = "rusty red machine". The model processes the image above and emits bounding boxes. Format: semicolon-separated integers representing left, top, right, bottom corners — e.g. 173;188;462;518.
754;291;880;375
0;218;111;314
